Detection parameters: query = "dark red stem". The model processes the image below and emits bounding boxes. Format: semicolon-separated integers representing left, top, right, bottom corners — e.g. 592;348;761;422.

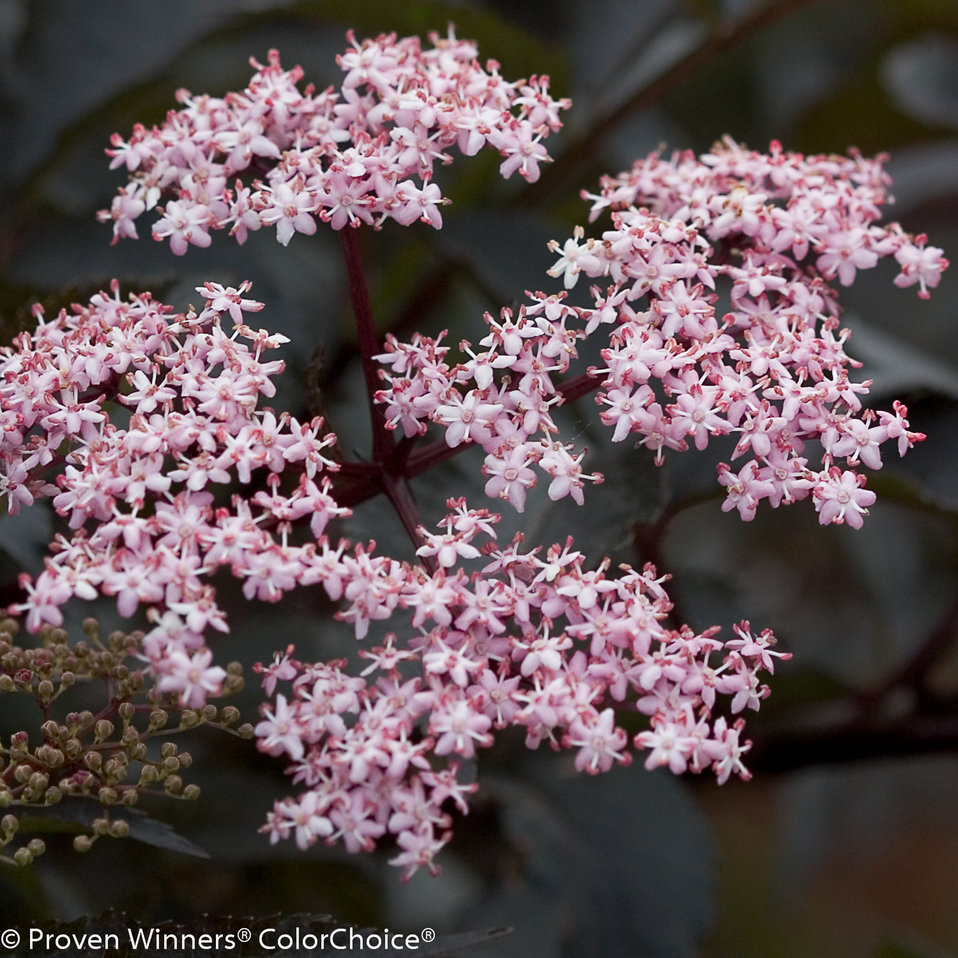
336;227;433;555
339;226;394;466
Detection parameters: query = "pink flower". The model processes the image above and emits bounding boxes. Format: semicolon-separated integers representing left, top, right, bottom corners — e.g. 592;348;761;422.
287;792;334;850
101;188;146;243
389;825;449;882
196;281;265;323
152;200;213;255
434;390;499;448
259;181;319;245
635;720;698;774
668;383;728;452
482;447;537;512
430;692;494;758
816;227;878;286
155;648;228;709
539;441;601;505
547;226;604;289
255;694;306;761
328;790;387;854
894;238;948;299
490;122;550;182
826;417;888;471
717;460;776;521
566;708;631;774
813;468;877;528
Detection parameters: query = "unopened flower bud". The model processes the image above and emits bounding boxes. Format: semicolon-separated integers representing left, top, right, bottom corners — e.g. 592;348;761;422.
138;765;159;785
178;710;200;730
73;834;94;852
36;745;64;766
40;720;60;740
28;772;49;792
220;706;240;725
103;756;127;780
148;709;168;731
94;719;114;743
109;819;130;838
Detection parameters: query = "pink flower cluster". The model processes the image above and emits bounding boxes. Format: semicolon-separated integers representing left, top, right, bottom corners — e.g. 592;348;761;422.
4;28;945;879
374;292;602;512
374;138;945;528
1;278;783;878
98;28;569;251
2;281;345;705
256;506;785;879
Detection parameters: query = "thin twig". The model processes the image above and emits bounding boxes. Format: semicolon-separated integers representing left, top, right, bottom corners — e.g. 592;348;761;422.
857;597;958;718
749;713;958;774
525;0;837;206
381;473;435;575
338;227;394;466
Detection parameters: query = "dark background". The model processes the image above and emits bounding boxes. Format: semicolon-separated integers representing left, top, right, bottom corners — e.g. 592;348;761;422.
2;1;958;956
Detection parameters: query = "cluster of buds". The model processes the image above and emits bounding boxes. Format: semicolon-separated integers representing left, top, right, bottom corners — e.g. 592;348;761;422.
0;617;251;863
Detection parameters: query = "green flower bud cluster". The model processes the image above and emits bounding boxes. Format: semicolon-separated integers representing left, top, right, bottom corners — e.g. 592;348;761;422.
0;617;253;864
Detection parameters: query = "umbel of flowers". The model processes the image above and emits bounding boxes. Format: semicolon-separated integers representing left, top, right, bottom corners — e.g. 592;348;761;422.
99;28;568;248
0;29;945;878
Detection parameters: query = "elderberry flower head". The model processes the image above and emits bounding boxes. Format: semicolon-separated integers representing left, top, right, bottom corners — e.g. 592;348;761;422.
3;29;946;883
99;28;570;250
375;138;945;528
